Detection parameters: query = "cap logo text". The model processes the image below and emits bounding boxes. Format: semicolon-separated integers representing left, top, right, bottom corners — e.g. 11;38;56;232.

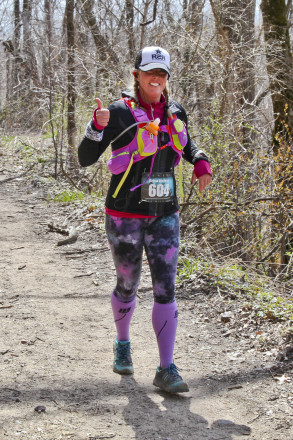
151;49;165;62
152;53;165;61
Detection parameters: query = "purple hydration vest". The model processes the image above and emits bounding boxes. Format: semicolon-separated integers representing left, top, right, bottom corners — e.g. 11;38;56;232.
108;98;188;197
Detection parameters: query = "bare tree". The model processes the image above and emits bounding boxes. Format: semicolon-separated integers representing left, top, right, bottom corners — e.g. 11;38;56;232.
259;0;293;272
179;1;206;114
22;0;40;125
261;0;293;149
210;0;256;147
125;0;135;58
65;0;77;169
2;0;21;127
78;0;119;65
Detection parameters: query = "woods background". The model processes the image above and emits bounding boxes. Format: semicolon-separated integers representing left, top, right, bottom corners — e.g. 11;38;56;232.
0;0;293;282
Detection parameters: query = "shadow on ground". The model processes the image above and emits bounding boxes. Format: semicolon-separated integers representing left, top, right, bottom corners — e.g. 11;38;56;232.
1;371;254;440
121;376;251;439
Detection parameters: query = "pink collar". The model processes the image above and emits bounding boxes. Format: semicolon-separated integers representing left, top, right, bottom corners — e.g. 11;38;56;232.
137;92;166;121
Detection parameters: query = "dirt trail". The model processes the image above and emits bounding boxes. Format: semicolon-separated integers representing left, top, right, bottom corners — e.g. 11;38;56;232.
0;175;292;440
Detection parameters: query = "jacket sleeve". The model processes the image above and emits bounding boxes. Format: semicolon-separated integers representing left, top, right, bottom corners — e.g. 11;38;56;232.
183;136;210;165
78;122;106;167
77;101;125;167
173;102;210;166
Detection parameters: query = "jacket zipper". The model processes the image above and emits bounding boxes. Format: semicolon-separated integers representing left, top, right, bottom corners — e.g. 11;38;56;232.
150;105;154;121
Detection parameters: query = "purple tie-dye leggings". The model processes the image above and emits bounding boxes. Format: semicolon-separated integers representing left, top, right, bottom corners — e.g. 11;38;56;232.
105;212;180;304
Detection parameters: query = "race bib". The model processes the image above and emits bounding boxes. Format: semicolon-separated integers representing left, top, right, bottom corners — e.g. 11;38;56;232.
141;172;175;202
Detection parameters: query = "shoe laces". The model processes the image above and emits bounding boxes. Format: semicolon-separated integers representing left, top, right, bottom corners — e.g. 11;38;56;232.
167;363;183;379
116;342;132;363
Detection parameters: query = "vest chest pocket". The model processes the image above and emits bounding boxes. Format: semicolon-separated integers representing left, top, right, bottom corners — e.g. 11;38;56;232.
141;172;175;202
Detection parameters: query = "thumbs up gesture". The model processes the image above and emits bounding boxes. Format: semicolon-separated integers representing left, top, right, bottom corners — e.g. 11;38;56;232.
94;98;110;128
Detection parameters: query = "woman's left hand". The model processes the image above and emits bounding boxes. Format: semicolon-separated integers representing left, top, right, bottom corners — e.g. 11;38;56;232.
192;172;212;192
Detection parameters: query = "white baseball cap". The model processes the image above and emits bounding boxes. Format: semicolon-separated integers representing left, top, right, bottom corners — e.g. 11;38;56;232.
135;46;170;76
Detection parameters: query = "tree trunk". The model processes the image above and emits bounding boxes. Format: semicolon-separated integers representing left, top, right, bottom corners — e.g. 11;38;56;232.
43;0;53;84
14;0;21;48
261;0;293;273
22;0;40;124
236;0;256;149
79;0;119;65
180;1;205;115
4;0;22;127
125;0;135;59
44;0;59;178
140;1;150;48
211;0;256;148
10;0;21;98
261;0;293;149
78;0;120;90
66;0;77;170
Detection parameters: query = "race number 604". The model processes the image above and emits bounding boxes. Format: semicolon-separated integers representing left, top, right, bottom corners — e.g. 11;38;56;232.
148;183;170;198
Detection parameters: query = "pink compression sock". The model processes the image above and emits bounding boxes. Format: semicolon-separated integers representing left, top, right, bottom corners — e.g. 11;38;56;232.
111;293;136;341
152;301;178;369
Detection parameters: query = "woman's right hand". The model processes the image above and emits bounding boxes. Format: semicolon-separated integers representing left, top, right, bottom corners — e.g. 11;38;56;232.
94;98;110;128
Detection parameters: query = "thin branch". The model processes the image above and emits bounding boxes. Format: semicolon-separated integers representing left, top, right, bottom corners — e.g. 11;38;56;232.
181;203;217;229
140;0;158;26
0;163;36;185
180;194;293;209
258;220;293;264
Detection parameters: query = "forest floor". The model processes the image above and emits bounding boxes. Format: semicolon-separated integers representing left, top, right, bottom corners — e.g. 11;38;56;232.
0;137;292;440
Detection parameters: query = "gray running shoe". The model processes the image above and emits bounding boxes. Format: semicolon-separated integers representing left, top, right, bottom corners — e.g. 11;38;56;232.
153;363;189;393
113;339;133;375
